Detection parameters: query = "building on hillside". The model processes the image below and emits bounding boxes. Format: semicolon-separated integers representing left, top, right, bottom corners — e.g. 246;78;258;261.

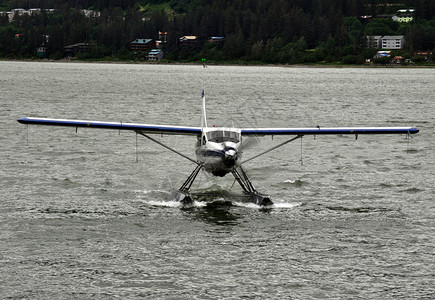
178;36;198;47
381;36;405;49
81;9;101;18
156;32;167;48
64;43;92;57
397;9;415;13
366;36;382;48
36;47;47;58
359;15;373;21
148;49;164;61
392;9;414;22
361;9;414;23
28;8;41;15
375;51;392;58
415;52;432;62
392;56;404;64
366;35;405;50
392;15;413;22
208;36;225;43
0;8;54;22
130;39;155;52
159;31;167;42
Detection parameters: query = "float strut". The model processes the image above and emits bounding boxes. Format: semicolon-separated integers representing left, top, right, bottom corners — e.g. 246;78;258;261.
232;166;272;206
173;164;203;204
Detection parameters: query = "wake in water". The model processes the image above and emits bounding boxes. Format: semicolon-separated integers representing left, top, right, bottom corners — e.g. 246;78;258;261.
137;189;302;210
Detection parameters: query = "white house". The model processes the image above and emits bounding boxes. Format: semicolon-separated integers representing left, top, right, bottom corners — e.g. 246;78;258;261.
148;49;164;61
381;36;405;49
367;35;405;50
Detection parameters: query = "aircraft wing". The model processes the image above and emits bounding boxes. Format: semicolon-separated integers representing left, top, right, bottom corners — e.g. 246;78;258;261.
18;117;419;136
241;127;419;136
17;117;202;135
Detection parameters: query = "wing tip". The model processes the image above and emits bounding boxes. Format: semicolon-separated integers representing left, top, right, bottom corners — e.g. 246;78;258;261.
17;117;29;124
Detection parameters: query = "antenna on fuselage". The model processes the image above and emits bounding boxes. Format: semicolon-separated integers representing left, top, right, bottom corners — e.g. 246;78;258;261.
201;89;208;131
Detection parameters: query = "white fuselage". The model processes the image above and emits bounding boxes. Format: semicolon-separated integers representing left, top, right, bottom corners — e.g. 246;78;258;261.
195;127;242;177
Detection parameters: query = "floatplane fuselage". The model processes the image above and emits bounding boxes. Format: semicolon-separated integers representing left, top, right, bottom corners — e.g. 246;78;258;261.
18;90;419;206
196;127;241;177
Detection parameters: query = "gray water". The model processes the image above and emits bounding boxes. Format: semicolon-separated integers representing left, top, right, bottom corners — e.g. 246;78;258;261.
1;61;434;299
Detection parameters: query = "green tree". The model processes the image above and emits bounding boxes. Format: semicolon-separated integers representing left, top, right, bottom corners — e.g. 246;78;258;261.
223;29;244;59
249;40;263;61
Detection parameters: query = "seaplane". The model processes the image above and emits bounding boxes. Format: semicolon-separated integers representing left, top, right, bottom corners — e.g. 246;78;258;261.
18;90;419;206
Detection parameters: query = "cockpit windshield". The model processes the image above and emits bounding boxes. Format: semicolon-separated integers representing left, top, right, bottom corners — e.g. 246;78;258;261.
206;131;240;143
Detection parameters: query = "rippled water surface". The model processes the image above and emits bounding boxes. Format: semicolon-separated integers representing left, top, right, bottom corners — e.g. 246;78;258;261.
1;61;434;299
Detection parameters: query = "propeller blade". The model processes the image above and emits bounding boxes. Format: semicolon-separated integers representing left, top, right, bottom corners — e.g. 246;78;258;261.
240;136;260;151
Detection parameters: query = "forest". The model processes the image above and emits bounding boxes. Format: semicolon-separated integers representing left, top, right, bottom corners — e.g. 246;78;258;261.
0;0;434;64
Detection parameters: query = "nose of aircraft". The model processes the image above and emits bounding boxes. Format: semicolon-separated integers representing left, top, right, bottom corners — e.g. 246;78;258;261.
224;148;237;166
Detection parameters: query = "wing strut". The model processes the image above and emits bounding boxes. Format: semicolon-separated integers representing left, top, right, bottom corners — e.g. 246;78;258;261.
242;135;303;164
135;131;199;165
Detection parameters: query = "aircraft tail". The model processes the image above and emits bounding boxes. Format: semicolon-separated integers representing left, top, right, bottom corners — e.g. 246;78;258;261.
201;89;208;130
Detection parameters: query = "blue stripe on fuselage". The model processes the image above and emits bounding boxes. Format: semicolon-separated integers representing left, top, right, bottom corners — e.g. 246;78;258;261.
204;150;225;158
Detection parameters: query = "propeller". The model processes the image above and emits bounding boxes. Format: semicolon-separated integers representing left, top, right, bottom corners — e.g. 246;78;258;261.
240;136;260;152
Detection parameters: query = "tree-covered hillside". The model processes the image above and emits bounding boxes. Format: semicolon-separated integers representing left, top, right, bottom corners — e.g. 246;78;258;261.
1;0;434;63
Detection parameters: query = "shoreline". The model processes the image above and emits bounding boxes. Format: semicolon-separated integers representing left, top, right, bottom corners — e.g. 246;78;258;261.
1;58;434;68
